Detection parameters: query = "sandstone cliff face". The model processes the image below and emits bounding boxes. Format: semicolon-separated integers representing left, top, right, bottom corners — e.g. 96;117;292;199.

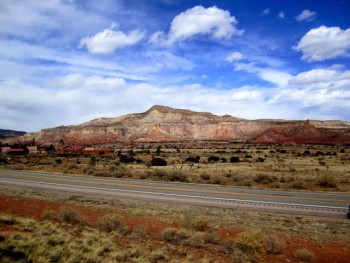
6;105;350;145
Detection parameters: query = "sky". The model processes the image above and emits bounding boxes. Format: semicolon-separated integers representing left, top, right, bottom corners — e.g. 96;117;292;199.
1;0;350;132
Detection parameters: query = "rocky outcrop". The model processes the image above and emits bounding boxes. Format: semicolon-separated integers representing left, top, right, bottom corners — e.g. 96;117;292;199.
3;105;350;145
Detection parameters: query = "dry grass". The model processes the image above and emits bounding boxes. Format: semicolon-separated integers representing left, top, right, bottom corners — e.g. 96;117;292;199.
2;143;350;191
0;185;350;263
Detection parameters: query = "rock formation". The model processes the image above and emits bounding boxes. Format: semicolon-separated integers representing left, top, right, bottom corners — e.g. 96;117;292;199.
3;105;350;145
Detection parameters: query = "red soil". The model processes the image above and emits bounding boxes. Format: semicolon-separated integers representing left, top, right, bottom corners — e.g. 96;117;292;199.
0;195;349;262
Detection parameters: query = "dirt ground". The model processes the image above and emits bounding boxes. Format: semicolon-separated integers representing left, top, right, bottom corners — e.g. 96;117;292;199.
1;190;349;262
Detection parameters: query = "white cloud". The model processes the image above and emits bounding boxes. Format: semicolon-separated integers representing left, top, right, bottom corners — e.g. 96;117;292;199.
2;68;350;132
79;27;145;54
295;26;350;61
150;6;243;45
278;11;285;19
262;8;270;16
50;74;126;91
269;69;350;119
295;10;316;22
259;69;293;87
225;52;243;63
234;62;292;87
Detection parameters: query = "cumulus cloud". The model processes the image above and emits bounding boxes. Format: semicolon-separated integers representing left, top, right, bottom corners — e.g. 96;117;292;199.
295;9;316;22
2;68;350;132
50;74;126;91
150;6;243;45
79;26;145;54
278;11;285;19
269;69;350;119
234;62;292;87
225;52;243;63
294;26;350;61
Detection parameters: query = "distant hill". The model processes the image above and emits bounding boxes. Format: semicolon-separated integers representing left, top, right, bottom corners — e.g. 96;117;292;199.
0;129;26;139
3;105;350;145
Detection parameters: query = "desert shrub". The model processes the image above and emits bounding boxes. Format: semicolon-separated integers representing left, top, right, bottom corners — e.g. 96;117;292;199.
244;155;252;158
151;157;167;166
317;174;338;188
67;163;78;170
210;175;225;185
263;235;285;254
222;239;235;254
193;216;210;232
138;171;150;180
110;165;130;178
230;156;240;163
90;156;97;166
130;227;150;240
55;159;62;164
340;149;345;153
256;157;265;162
183;232;204;247
239;179;253;187
119;154;136;164
185;156;200;163
59;209;87;225
200;173;210;180
315;151;324;156
208;156;220;162
303;150;311;156
94;171;110;177
235;231;264;254
231;248;252;263
295;248;314;262
42;210;58;221
278;149;287;154
177;228;192;241
253;174;276;184
161;227;178;243
97;214;121;233
150;250;166;262
221;157;227;163
150;169;168;179
167;170;187;182
292;180;308;190
203;232;219;244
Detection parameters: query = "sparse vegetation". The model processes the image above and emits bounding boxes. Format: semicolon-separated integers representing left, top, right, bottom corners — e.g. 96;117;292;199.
1;143;349;191
295;248;315;262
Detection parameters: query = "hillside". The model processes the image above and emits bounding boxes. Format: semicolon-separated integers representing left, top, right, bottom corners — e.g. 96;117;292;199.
0;129;26;140
3;105;350;145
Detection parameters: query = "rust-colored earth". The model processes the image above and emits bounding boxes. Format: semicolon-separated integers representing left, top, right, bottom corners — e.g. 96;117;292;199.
0;195;349;263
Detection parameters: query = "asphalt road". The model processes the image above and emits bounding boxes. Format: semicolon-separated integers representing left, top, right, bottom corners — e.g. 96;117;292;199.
0;169;349;218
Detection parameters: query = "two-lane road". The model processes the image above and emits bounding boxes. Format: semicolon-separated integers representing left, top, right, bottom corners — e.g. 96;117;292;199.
0;169;349;218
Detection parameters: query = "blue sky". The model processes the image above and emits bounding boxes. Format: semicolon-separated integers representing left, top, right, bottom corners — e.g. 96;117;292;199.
1;0;350;132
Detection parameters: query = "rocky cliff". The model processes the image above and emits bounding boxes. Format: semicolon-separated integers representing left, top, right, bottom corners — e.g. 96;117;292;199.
4;105;350;145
